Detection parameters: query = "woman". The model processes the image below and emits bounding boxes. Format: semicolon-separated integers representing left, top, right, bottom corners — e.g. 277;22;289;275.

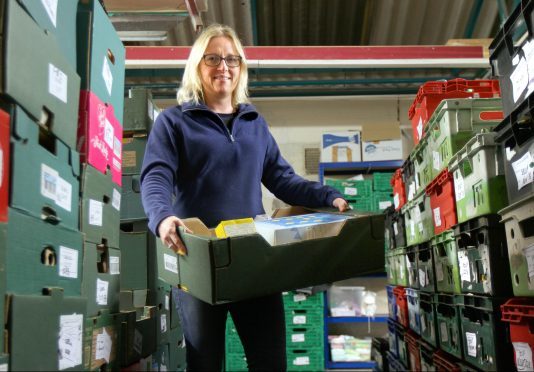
140;24;348;371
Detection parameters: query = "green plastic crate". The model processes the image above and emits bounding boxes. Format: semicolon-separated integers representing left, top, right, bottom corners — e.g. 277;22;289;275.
373;172;395;191
286;325;324;350
386;250;397;285
286;309;323;327
448;132;508;223
225;352;248;371
325;178;373;198
287;347;324;371
411;137;433;194
401;190;434;246
283;292;324;310
348;198;374;212
417;242;436;293
372;192;393;212
419;292;438;347
393;248;409;287
406;245;419;289
427;98;503;178
431;230;461;294
435;294;463;359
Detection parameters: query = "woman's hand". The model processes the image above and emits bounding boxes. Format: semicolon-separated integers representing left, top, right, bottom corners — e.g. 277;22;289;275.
332;197;350;212
158;216;192;255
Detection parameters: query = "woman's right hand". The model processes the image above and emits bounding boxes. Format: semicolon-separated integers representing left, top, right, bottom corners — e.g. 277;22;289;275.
158;216;192;256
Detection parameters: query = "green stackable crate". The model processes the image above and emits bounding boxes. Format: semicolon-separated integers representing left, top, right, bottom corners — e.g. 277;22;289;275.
373;172;395;191
406;245;419;289
287;347;324;371
417;242;436;293
386;250;397;285
393;248;409;287
225;353;248;372
371;192;393;213
435;294;463;359
325;178;373;198
411;137;433;194
449;132;508;223
286;308;323;328
431;230;461;294
348;198;373;212
286;325;323;350
419;292;438;347
426;98;503;179
402;190;434;246
283;291;323;310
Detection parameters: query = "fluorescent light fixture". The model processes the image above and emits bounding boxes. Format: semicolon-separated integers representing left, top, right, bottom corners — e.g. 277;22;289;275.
118;31;168;42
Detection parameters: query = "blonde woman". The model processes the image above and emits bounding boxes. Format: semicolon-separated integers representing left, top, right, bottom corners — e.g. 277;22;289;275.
141;24;348;370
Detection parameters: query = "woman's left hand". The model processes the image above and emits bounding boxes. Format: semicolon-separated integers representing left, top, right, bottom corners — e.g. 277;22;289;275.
332;197;350;212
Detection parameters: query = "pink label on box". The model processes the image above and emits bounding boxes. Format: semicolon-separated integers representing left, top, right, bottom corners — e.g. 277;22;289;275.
78;90;122;186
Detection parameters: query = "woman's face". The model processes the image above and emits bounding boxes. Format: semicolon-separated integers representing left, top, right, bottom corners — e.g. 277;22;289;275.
199;36;240;101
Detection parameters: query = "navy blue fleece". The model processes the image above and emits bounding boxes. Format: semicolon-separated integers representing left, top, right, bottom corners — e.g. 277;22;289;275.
140;101;343;233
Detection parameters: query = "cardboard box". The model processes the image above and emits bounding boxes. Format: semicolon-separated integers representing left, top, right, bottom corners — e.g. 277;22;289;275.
154;207;384;304
84;311;121;371
121;175;146;222
1;0;81;149
362;139;403;161
146;281;173;346
77;90;123;186
8;101;80;230
119;310;157;367
0;108;9;222
120;230;148;290
77;0;125;124
123;88;154;133
321;131;361;162
122;135;147;175
80;164;121;247
6;288;86;371
18;0;78;67
6;208;83;296
82;242;121;317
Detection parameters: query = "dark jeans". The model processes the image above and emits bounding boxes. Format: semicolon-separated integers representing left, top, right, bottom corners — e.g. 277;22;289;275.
172;288;287;371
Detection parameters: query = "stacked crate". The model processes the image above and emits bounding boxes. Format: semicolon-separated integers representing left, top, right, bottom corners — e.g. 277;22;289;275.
225;291;325;371
385;75;520;371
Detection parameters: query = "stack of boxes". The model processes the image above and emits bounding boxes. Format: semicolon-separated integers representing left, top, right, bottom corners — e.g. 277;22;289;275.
384;72;520;371
225;291;325;371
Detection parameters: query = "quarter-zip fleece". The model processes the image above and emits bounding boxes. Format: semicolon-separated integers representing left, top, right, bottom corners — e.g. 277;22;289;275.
140;101;343;233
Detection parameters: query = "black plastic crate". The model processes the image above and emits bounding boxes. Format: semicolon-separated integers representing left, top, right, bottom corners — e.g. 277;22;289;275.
494;94;534;205
371;337;389;372
489;0;534;117
384;206;396;250
385;206;407;250
453;214;513;296
416;241;437;293
402;157;417;202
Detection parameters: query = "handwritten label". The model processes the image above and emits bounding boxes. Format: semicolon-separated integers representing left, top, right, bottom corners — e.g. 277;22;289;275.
512;152;533;190
88;199;103;226
48;64;68;103
454;172;465;201
59;246;78;279
96;278;109;305
433;207;442;227
511;55;529;103
513;342;533;371
293;315;306;324
58;313;83;370
344;187;357;196
291;334;305;343
466;332;477;357
458;250;471;283
95;329;112;363
293;357;310;366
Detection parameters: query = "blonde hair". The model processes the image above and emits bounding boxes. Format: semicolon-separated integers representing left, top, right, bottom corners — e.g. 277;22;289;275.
177;24;249;106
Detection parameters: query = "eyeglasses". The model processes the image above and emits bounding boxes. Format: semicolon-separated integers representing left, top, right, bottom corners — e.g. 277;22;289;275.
202;54;242;67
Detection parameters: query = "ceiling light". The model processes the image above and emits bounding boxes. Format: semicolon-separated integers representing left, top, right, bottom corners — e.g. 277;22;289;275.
117;31;168;42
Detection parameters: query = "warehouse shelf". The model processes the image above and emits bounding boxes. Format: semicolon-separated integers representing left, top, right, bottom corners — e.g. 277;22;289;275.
319;160;403;184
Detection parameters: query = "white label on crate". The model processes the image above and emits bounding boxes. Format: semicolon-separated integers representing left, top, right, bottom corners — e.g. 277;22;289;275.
96;278;108;305
102;56;113;96
165;294;170;311
344;187;357;196
163;253;178;274
133;329;143;355
433;151;441;171
48;64;68;103
293;293;306;302
436;262;444;282
408;183;416;201
112;188;121;211
394;193;400;209
466;332;477;357
41;163;58;201
433;207;442;227
511;56;529;103
513;342;534;371
58;313;83;370
512;151;534;190
41;0;58;27
419;268;426;287
104;118;114;149
410;220;415;237
393;222;399;236
0;364;7;371
414;206;422;223
415;174;421;192
109;256;120;275
292;334;305;343
421;313;427;333
88;199;103;226
113;136;122;159
59;246;78;279
458;250;471;283
293;315;306;324
379;200;392;210
440;322;448;342
161;314;167;333
454;172;465;202
406;255;412;269
524;245;534;282
417;117;423;140
56;176;72;212
95;329;112;363
293;356;310;366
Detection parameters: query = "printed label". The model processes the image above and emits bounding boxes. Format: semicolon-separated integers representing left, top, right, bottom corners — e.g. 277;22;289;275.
524;40;534;98
440;322;448;342
291;334;305;343
523;245;534;282
433;207;442;227
59;246;78;279
466;332;477;357
102;56;113;96
408;183;416;201
511;56;529;103
41;163;58;201
164;253;178;274
0;364;7;371
89;199;103;226
293;293;306;302
56;176;72;212
123;151;137;168
344;187;357;196
133;329;143;355
112;188;121;211
95;329;112;363
393;222;399;236
104;119;114;149
293;315;306;325
41;0;58;27
58;313;83;370
96;278;109;305
417;117;423;140
294;357;310;366
458;251;471;283
113;157;121;171
454;172;465;201
109;256;120;275
48;64;68;103
512;151;534;190
394;193;400;209
379;201;392;210
161;314;167;333
513;342;534;371
433;151;441;171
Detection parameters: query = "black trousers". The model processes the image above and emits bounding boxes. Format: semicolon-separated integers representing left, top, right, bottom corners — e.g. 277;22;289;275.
172;288;287;371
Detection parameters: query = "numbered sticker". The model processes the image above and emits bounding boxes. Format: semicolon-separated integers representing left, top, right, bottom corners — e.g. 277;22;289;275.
466;332;477;357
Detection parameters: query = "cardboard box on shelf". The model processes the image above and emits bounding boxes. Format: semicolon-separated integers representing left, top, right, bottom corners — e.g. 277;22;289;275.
321;131;361;162
361;124;403;162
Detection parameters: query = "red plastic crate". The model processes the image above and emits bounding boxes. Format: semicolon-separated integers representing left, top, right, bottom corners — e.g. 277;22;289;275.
405;330;421;372
501;298;534;371
426;169;457;235
408;78;501;144
433;350;462;372
391;168;406;211
393;286;409;328
0;108;9;222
